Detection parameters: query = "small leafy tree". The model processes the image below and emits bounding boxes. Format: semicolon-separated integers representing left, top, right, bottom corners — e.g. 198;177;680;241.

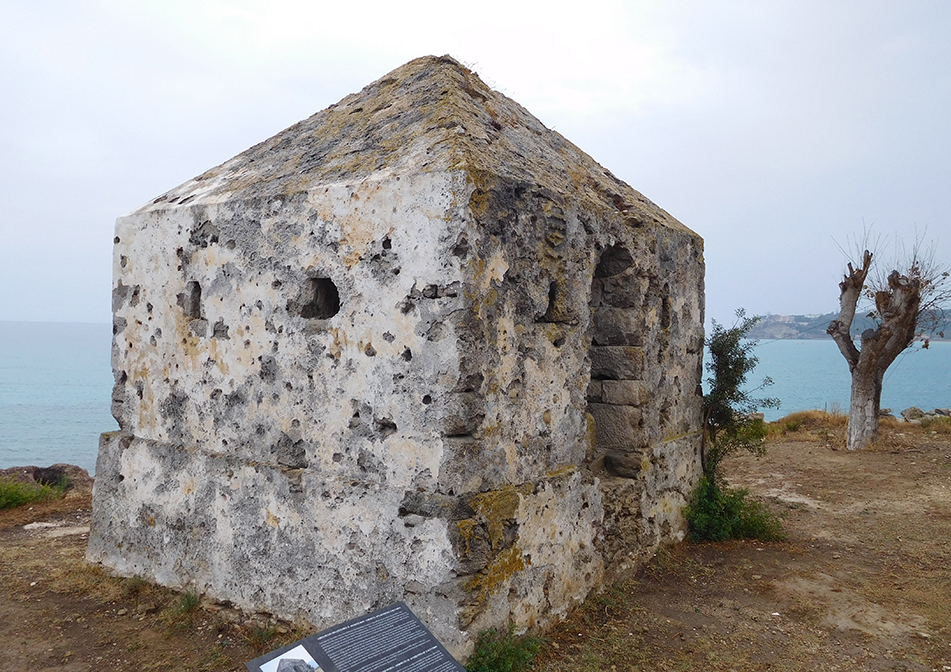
700;309;779;481
687;309;783;542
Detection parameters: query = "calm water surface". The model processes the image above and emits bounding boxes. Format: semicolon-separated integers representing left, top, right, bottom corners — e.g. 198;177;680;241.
738;339;950;421
1;322;948;474
0;322;115;474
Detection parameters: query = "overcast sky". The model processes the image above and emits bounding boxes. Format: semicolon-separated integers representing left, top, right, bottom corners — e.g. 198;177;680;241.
1;0;948;326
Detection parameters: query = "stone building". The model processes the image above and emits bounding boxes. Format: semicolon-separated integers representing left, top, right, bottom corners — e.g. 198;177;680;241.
88;55;705;657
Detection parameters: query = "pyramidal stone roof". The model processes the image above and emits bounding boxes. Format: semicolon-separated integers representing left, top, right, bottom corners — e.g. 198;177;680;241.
138;55;690;235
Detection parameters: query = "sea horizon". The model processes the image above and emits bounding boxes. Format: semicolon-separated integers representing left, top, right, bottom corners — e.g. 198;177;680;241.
1;320;948;475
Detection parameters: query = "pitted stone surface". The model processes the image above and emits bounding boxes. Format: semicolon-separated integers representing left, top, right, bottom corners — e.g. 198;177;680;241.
89;55;705;657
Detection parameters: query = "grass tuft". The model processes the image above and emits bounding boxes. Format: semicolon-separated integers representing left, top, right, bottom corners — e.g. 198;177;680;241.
161;589;201;630
243;623;279;654
171;590;200;616
466;623;543;672
0;476;68;510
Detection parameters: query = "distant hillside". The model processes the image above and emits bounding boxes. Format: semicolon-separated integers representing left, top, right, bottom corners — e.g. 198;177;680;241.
745;313;838;340
746;311;950;340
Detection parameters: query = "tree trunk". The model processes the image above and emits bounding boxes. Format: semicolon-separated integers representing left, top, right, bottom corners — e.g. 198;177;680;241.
846;361;884;451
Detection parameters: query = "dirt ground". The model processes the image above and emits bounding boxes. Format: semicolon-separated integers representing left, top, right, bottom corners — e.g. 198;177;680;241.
537;420;951;672
2;418;949;671
0;483;300;671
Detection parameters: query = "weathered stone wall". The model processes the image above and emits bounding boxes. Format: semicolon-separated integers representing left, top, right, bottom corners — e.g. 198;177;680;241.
88;55;704;657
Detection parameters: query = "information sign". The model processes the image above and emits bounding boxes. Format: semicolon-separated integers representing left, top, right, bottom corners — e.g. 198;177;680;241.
245;602;465;672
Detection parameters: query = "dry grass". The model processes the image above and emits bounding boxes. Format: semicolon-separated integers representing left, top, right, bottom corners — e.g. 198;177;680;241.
535;430;951;671
768;409;951;451
919;414;951;434
44;551;172;609
768;410;848;445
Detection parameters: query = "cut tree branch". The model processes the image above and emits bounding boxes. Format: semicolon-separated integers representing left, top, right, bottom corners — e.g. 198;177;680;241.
827;249;872;370
873;270;921;369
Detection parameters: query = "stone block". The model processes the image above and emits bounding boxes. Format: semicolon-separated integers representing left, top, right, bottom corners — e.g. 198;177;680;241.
601;380;650;406
586;380;603;403
902;407;925;421
439;392;485;437
590;346;645;380
592;308;644;346
588;403;643;451
600;273;647;309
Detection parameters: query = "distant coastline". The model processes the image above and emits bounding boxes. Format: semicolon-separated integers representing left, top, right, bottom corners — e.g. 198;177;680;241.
746;311;950;341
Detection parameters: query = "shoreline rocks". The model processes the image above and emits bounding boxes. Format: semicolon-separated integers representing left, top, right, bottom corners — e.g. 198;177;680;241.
897;407;950;423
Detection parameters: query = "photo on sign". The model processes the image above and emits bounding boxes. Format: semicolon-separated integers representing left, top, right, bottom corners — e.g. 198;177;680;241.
259;644;322;672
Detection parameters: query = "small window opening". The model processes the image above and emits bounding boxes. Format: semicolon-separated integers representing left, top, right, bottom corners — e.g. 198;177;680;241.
178;281;202;319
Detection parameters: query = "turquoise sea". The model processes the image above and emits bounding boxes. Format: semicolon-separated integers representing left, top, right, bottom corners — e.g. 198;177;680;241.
745;338;950;421
0;322;116;475
0;321;948;475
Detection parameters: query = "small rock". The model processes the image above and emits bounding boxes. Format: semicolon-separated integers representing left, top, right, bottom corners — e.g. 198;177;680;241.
116;608;128;616
24;522;60;530
751;575;762;580
901;407;925;421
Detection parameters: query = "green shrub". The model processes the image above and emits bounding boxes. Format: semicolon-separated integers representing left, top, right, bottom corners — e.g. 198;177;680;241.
685;476;784;543
466;624;542;672
0;477;68;510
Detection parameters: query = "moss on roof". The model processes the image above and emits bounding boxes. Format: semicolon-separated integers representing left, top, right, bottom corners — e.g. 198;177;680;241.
136;55;692;236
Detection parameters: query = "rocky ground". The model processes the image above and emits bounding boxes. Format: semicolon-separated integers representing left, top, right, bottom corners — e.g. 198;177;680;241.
1;414;949;671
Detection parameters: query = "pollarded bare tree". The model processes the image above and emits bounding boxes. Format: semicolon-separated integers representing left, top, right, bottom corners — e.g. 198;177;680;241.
827;244;950;450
